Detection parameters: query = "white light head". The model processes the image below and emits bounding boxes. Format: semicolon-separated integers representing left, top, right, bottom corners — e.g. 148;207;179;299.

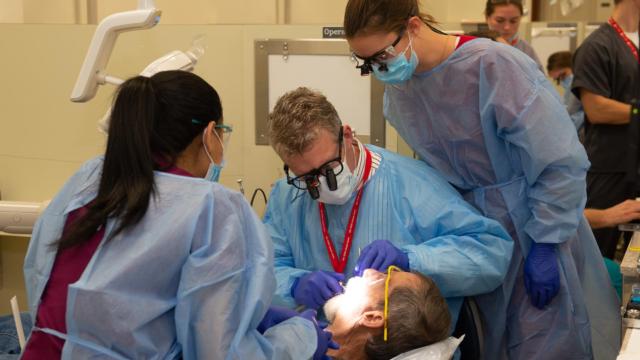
70;2;162;102
97;36;206;134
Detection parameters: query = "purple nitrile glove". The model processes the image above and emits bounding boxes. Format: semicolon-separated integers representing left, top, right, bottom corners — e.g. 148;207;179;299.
354;240;409;276
292;271;345;309
300;310;340;360
524;242;560;309
257;305;299;334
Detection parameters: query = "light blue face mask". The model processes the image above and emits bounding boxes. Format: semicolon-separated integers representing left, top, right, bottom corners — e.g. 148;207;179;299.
372;35;419;85
202;129;225;183
560;74;573;92
205;162;223;182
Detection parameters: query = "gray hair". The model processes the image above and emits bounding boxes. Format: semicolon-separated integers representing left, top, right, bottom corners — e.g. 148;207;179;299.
268;87;342;157
364;272;451;360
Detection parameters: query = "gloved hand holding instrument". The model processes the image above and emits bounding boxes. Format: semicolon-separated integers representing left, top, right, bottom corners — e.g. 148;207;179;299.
354;239;410;276
292;270;345;310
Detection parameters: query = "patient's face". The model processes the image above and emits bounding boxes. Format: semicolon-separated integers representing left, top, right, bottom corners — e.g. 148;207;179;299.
324;269;418;325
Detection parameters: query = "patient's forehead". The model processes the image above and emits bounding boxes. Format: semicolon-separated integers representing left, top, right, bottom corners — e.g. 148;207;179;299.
389;271;422;292
370;270;422;301
362;270;424;303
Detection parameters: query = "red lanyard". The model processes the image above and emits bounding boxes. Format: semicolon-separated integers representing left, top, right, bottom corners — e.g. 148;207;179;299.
318;146;373;273
609;17;639;63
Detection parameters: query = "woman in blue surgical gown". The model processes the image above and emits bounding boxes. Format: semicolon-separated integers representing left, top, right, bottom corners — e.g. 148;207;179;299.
21;71;328;359
345;0;621;359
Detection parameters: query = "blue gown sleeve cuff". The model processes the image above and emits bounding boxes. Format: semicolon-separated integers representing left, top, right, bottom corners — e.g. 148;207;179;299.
290;276;300;298
263;316;317;360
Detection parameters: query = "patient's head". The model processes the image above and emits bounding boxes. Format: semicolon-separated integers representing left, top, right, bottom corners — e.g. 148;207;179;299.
324;269;451;360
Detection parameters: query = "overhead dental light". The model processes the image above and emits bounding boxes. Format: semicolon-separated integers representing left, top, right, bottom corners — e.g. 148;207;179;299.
97;35;206;134
70;0;162;102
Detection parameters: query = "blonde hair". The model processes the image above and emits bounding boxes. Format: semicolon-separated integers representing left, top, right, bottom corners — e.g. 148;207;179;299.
268;87;341;157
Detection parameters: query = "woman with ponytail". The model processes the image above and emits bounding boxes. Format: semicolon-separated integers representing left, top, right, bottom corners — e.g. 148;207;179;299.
344;0;620;359
21;71;332;359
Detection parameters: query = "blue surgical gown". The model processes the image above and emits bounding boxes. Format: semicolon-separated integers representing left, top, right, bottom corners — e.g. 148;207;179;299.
23;157;316;360
513;38;544;73
383;39;620;359
263;145;513;327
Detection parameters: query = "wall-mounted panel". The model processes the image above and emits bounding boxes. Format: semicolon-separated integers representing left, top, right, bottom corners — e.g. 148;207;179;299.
254;39;385;147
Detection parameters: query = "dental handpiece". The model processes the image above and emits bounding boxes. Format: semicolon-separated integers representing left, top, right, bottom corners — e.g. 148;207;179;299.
236;179;245;195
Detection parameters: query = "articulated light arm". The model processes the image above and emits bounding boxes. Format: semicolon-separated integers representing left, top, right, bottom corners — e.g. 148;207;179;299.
70;1;162;102
98;36;206;133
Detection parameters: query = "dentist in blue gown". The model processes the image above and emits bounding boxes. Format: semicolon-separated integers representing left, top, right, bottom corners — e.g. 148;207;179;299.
263;87;513;331
344;0;621;359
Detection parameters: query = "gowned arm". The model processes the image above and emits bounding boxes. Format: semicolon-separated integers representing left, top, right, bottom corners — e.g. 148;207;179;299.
263;183;311;308
404;198;513;298
176;191;315;359
503;83;590;246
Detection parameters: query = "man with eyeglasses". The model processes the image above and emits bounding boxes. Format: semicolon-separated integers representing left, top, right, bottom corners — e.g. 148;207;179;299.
322;267;455;360
264;87;513;332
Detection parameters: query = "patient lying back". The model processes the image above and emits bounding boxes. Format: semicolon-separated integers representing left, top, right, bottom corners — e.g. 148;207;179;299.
324;269;451;360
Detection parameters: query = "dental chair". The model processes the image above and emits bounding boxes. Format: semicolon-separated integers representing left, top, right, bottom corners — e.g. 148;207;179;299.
452;297;484;360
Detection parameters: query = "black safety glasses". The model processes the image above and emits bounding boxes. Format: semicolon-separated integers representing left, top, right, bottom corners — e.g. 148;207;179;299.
284;128;344;199
352;29;405;76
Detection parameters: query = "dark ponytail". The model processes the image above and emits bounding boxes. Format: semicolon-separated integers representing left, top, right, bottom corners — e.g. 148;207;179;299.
57;71;222;249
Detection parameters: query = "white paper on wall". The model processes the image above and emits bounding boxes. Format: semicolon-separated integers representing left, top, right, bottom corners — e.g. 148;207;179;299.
268;54;372;136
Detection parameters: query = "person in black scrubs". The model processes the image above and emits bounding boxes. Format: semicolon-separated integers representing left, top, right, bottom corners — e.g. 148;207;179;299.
572;0;640;259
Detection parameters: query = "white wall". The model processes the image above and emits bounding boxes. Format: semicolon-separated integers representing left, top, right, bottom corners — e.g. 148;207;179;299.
4;0;610;26
7;0;497;25
446;0;485;22
0;0;23;23
421;0;447;21
22;0;77;23
96;0;279;24
287;0;346;24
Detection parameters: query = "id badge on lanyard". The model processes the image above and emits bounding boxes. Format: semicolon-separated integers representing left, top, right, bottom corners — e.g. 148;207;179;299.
609;18;639;63
318;147;373;273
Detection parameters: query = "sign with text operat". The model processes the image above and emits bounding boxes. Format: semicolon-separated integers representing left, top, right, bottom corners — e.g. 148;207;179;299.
323;27;346;39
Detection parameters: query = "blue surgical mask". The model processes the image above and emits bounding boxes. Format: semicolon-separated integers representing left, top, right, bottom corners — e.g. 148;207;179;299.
372;35;419;85
205;163;223;183
560;74;573;92
202;129;225;183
